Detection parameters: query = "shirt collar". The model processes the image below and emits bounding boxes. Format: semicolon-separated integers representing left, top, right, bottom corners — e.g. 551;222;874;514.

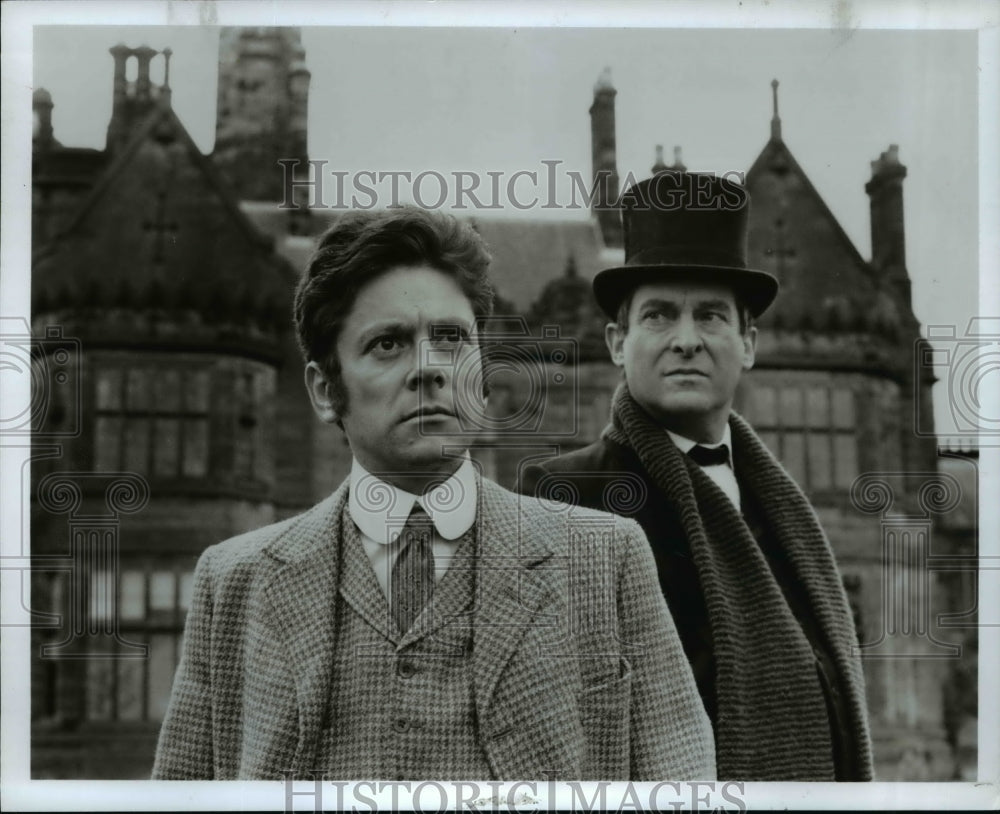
348;455;478;545
666;425;734;465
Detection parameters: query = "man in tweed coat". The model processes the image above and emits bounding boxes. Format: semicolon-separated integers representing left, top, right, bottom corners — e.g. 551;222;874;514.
153;206;716;781
518;172;874;781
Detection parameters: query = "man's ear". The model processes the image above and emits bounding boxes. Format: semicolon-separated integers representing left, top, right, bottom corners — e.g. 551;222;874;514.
304;361;340;424
742;326;758;371
605;322;626;368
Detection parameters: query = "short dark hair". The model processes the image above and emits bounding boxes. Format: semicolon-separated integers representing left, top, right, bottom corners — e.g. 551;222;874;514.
293;207;494;416
613;287;755;335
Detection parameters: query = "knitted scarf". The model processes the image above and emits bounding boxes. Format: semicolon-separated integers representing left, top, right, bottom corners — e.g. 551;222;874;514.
605;383;873;780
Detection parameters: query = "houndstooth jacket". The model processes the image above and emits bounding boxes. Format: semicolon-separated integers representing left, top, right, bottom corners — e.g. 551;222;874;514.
152;475;716;781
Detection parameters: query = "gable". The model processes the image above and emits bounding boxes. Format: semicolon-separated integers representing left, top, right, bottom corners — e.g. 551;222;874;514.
746;140;879;330
33;104;296;320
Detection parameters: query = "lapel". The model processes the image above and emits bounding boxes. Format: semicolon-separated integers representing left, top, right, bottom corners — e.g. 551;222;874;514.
261;478;349;773
471;477;557;727
339;506;397;641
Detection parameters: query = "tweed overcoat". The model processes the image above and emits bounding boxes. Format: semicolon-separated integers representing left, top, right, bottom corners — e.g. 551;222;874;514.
152;475;716;780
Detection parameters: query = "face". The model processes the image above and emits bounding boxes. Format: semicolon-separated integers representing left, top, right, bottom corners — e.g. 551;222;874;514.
305;265;483;486
605;280;756;442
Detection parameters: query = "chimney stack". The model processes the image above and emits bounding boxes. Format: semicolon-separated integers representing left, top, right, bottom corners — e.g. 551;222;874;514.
589;67;622;248
865;144;911;308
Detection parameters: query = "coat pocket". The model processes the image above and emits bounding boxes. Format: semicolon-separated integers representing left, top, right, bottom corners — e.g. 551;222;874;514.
578;657;632;779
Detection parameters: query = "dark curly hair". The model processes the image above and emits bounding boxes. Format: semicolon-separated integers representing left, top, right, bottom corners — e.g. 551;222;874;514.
293;206;494;417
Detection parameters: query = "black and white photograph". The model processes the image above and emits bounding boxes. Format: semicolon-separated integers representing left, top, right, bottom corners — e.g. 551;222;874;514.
2;1;997;810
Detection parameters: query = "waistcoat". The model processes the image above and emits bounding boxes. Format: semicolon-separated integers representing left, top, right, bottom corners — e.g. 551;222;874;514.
318;506;492;779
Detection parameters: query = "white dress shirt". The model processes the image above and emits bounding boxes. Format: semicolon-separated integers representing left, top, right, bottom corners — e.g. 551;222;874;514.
666;425;741;510
348;456;478;597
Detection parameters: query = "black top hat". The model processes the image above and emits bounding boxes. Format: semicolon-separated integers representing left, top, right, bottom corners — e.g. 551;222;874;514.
592;171;779;320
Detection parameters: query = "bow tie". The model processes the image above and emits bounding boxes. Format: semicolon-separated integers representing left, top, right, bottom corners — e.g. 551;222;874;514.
687;444;730;467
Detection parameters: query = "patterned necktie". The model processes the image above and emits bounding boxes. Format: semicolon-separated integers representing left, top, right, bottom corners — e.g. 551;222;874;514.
390;504;436;635
687;443;730;467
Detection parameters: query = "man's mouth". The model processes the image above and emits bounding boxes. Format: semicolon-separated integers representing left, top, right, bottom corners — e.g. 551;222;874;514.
665;369;708;377
401;406;456;422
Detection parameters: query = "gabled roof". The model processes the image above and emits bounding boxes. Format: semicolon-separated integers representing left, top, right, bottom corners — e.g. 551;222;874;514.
33;100;297;337
745;137;892;334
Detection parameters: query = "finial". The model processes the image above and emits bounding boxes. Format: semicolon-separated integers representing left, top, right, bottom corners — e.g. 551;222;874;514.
162;47;172;87
671;145;686;171
770;78;782;141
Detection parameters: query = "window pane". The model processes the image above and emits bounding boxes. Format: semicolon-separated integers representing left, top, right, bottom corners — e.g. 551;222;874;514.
117;658;144;721
751;386;777;427
123;419;150;474
834;433;859;488
149;571;175;612
86;659;114;721
148;634;176;722
759;430;780;458
94;416;122;471
806;388;828;428
95;368;122;410
153;418;180;477
182;419;209;478
178;572;193;611
89;569;113;623
808;434;832;490
153;370;181;413
126;368;151;410
782;431;807;487
832;389;856;429
120;570;145;622
186;370;211;412
779;388;804;427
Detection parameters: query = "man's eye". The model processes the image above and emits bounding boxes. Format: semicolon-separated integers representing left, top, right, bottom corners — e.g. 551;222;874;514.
368;336;402;354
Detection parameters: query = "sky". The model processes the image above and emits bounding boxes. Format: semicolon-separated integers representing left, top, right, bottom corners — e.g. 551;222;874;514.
14;6;996;440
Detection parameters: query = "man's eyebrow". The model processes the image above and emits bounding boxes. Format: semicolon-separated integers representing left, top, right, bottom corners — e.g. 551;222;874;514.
356;320;412;346
694;298;736;312
429;317;476;333
636;297;680;311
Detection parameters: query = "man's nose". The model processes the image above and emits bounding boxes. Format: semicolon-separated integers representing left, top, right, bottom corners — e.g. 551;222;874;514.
406;343;449;390
669;313;703;355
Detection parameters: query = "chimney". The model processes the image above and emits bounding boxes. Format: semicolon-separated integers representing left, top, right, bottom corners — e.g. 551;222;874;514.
865;144;911;308
589;67;622;248
651;145;668;174
33;88;54;149
105;44;162;153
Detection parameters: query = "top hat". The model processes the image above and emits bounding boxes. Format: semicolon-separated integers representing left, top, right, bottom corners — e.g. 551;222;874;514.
592;172;779;320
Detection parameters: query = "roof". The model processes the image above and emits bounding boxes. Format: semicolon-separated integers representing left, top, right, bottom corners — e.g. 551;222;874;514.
244;203;618;315
32;101;297;353
746;137;895;335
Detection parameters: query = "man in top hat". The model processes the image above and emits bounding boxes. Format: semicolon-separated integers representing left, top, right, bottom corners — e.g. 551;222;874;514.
153;206;716;781
517;172;873;781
